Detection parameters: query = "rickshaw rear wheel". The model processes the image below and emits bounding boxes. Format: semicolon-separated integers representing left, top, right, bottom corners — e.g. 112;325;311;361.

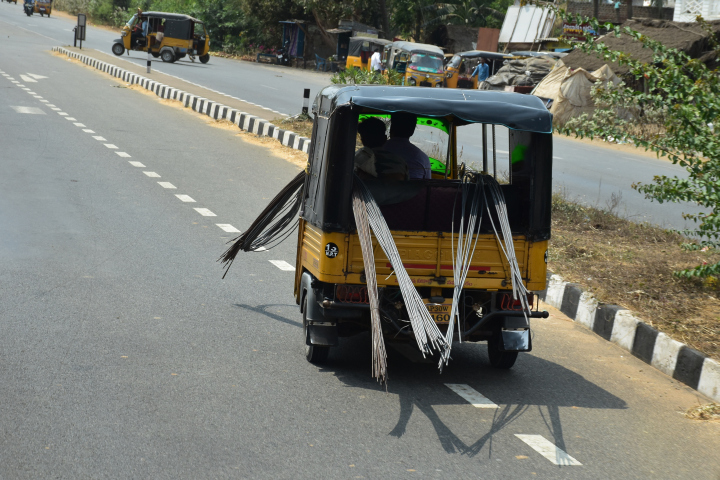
161;50;175;63
487;334;518;369
303;297;330;364
112;43;125;56
199;54;210;64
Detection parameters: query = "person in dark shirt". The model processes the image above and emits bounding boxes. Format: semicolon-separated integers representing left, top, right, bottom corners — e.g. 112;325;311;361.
382;112;431;179
354;117;408;180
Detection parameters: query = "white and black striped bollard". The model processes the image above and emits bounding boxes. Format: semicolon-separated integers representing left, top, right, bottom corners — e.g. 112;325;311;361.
147;51;151;74
301;88;310;116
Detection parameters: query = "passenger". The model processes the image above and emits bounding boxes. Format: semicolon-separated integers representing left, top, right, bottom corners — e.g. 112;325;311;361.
383;112;431;179
354;117;408;180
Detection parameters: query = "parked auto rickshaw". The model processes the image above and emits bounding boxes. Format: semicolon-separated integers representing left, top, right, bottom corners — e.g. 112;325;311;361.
293;85;552;372
33;0;50;16
345;37;392;71
445;51;514;89
111;11;210;64
384;41;445;87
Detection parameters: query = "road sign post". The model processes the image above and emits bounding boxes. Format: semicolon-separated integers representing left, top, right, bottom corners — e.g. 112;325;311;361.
75;14;86;49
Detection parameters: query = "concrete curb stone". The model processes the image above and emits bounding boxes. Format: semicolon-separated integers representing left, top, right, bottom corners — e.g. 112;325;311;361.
542;271;720;403
52;46;312;156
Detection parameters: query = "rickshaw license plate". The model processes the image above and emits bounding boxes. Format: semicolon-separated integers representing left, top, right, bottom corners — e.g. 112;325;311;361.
425;302;452;323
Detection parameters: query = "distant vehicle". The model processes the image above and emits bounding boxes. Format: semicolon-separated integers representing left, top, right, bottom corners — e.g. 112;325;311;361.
33;0;50;16
111;11;210;64
23;0;33;16
345;36;392;71
2;0;19;5
383;41;445;87
445;51;515;89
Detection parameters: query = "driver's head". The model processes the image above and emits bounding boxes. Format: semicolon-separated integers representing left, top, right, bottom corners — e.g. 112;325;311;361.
357;117;387;149
389;112;417;139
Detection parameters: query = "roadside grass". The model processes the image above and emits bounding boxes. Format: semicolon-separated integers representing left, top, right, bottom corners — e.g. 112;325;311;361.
549;193;720;361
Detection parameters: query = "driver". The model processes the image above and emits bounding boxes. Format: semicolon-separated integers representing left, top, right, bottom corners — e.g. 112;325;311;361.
383;112;431;179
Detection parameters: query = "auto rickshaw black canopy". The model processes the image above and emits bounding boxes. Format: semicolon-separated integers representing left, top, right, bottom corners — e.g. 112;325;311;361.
325;85;552;133
348;37;392;57
306;85;554;239
141;11;202;23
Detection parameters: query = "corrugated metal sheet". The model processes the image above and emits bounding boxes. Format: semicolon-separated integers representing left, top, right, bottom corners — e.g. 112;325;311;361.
499;6;556;43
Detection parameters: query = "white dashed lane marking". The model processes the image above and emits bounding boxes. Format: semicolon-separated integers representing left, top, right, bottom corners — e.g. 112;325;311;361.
40;100;48;103
74;123;86;127
116;152;131;158
445;384;499;408
46;104;56;107
158;182;176;189
129;161;146;167
93;136;106;141
143;172;161;178
11;106;45;114
57;112;68;116
515;435;582;466
194;208;216;217
216;224;240;233
51;108;61;111
269;260;295;271
175;194;196;202
82;129;95;133
104;144;118;149
65;117;77;121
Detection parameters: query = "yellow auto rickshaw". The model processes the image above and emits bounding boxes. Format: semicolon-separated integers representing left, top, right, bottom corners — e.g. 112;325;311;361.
34;0;51;16
385;41;445;87
345;36;392;71
221;85;553;380
111;11;210;64
445;50;514;89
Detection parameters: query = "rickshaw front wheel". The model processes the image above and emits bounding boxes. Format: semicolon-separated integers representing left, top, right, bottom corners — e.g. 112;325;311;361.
112;43;125;56
199;54;210;64
303;298;330;364
487;334;518;369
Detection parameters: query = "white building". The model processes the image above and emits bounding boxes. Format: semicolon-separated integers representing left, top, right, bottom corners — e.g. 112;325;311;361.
673;0;720;21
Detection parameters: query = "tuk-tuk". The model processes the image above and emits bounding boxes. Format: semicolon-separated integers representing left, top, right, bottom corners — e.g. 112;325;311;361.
445;51;514;89
33;0;50;15
384;41;445;87
111;11;210;64
345;37;392;71
293;85;552;373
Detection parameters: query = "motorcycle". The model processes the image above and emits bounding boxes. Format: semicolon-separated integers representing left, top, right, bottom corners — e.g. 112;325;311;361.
276;40;290;67
23;0;33;16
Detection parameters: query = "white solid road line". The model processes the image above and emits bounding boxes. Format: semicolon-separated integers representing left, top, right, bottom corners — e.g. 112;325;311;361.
115;152;131;158
129;161;146;167
157;182;176;189
269;260;295;271
194;208;216;217
445;384;499;409
175;194;196;203
216;224;240;233
515;435;582;466
143;171;161;178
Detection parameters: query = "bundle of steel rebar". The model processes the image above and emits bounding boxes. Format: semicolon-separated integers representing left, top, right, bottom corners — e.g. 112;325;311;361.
354;179;450;360
219;171;305;278
483;176;531;317
440;174;485;369
352;184;388;383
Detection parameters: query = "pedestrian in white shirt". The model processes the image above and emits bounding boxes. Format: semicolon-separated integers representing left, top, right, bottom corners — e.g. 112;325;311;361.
370;51;382;72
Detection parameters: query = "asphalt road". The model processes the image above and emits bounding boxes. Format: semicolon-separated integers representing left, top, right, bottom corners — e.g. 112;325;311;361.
2;14;719;479
0;6;706;233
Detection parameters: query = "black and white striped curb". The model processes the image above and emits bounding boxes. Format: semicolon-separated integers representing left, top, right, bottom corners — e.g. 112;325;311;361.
539;273;720;402
52;47;311;154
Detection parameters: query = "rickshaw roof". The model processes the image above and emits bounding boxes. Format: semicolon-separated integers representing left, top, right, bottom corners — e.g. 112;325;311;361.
390;41;444;55
453;50;514;60
321;85;552;134
141;11;202;23
349;36;392;46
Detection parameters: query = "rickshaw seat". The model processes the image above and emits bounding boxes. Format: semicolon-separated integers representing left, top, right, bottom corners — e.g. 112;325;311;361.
376;183;468;232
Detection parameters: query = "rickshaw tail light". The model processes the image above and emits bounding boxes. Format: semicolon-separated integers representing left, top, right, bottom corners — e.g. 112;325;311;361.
499;293;535;310
335;285;369;304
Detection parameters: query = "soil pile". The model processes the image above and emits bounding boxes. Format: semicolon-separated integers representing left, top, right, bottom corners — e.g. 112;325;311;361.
562;18;720;75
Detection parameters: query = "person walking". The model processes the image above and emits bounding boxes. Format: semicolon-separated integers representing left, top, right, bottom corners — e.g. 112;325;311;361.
471;58;490;83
